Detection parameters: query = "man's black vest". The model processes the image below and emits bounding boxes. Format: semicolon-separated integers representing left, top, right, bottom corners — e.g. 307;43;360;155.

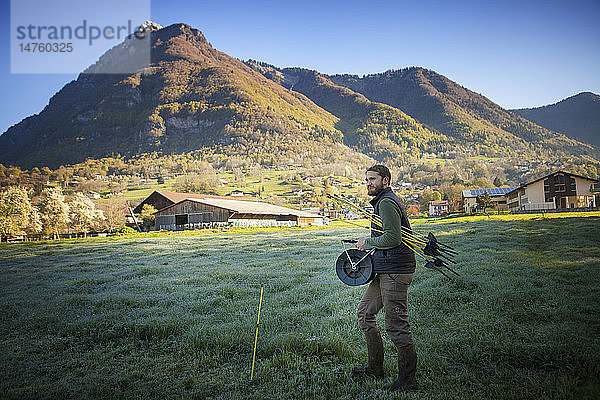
370;187;416;274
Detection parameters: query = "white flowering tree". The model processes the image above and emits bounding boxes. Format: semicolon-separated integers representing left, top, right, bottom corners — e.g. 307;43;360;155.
26;206;43;237
0;186;38;239
69;193;105;238
39;187;70;239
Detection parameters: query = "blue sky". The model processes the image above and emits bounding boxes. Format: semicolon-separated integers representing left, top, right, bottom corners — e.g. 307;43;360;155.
1;0;599;135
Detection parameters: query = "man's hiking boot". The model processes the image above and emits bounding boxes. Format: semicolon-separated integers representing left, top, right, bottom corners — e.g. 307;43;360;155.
352;331;384;379
389;343;418;392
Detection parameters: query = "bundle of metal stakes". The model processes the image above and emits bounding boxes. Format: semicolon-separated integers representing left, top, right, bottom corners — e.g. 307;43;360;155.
327;193;460;279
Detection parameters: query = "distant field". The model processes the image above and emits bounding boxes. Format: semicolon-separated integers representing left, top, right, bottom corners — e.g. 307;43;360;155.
1;218;599;399
108;169;364;208
118;183;173;202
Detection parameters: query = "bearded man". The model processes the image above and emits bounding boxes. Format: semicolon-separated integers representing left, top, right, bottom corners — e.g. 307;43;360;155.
353;164;418;392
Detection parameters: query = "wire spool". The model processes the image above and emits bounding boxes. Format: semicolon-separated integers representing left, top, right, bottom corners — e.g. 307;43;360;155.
335;249;374;286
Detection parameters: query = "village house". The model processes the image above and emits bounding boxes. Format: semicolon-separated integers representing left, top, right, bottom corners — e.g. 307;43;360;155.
228;190;247;197
428;200;449;216
506;171;598;212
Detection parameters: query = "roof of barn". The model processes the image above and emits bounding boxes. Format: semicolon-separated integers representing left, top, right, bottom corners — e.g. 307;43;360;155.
156;197;322;218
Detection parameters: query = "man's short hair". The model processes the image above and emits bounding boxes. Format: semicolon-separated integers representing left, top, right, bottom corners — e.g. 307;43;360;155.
366;165;391;183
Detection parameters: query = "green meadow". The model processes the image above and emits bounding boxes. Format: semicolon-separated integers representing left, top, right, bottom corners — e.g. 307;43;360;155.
1;217;599;399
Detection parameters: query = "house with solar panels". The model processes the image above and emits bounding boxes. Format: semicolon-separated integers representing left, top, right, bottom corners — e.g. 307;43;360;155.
506;171;598;212
462;187;519;214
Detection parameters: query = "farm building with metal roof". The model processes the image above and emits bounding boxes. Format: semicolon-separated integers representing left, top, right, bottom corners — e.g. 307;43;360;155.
133;191;224;214
152;196;324;230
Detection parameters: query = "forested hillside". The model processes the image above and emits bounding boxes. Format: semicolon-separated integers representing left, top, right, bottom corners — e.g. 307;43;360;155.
330;68;598;160
0;23;599;184
246;61;454;164
0;24;368;170
512;92;600;147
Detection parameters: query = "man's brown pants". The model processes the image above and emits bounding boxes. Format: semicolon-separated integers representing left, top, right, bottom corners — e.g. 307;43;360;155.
357;273;413;347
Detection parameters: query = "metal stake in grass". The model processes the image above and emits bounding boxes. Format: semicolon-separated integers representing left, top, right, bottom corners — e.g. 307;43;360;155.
250;284;264;382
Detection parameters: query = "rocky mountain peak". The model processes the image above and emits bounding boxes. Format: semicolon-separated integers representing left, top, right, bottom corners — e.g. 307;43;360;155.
139;20;163;32
154;23;209;46
0;23;598;170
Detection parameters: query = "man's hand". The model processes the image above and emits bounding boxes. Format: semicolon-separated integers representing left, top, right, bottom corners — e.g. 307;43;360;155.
356;238;366;251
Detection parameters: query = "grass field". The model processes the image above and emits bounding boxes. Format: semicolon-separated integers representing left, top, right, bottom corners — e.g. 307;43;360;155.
1;217;599;399
110;169;364;207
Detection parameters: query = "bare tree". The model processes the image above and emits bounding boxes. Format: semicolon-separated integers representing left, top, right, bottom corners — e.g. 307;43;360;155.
173;173;217;193
96;197;127;233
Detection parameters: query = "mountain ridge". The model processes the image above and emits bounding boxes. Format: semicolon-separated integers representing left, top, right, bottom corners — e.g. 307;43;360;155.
0;22;598;173
329;68;597;160
245;61;456;164
511;92;600;147
0;23;369;169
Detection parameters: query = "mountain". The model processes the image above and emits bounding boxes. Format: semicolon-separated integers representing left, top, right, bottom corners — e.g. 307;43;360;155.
511;92;600;147
0;22;598;171
329;69;598;160
0;23;368;169
245;61;455;164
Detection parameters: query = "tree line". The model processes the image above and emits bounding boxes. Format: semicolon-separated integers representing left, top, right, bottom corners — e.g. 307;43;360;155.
0;186;131;241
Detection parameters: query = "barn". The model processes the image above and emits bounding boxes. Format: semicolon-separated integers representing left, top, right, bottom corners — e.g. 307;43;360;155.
132;191;222;214
153;197;324;230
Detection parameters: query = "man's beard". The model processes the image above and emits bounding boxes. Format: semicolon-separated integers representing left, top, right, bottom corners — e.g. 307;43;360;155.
367;183;384;196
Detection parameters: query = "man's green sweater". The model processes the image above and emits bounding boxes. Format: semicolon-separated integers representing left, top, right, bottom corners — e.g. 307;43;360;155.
364;198;403;250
